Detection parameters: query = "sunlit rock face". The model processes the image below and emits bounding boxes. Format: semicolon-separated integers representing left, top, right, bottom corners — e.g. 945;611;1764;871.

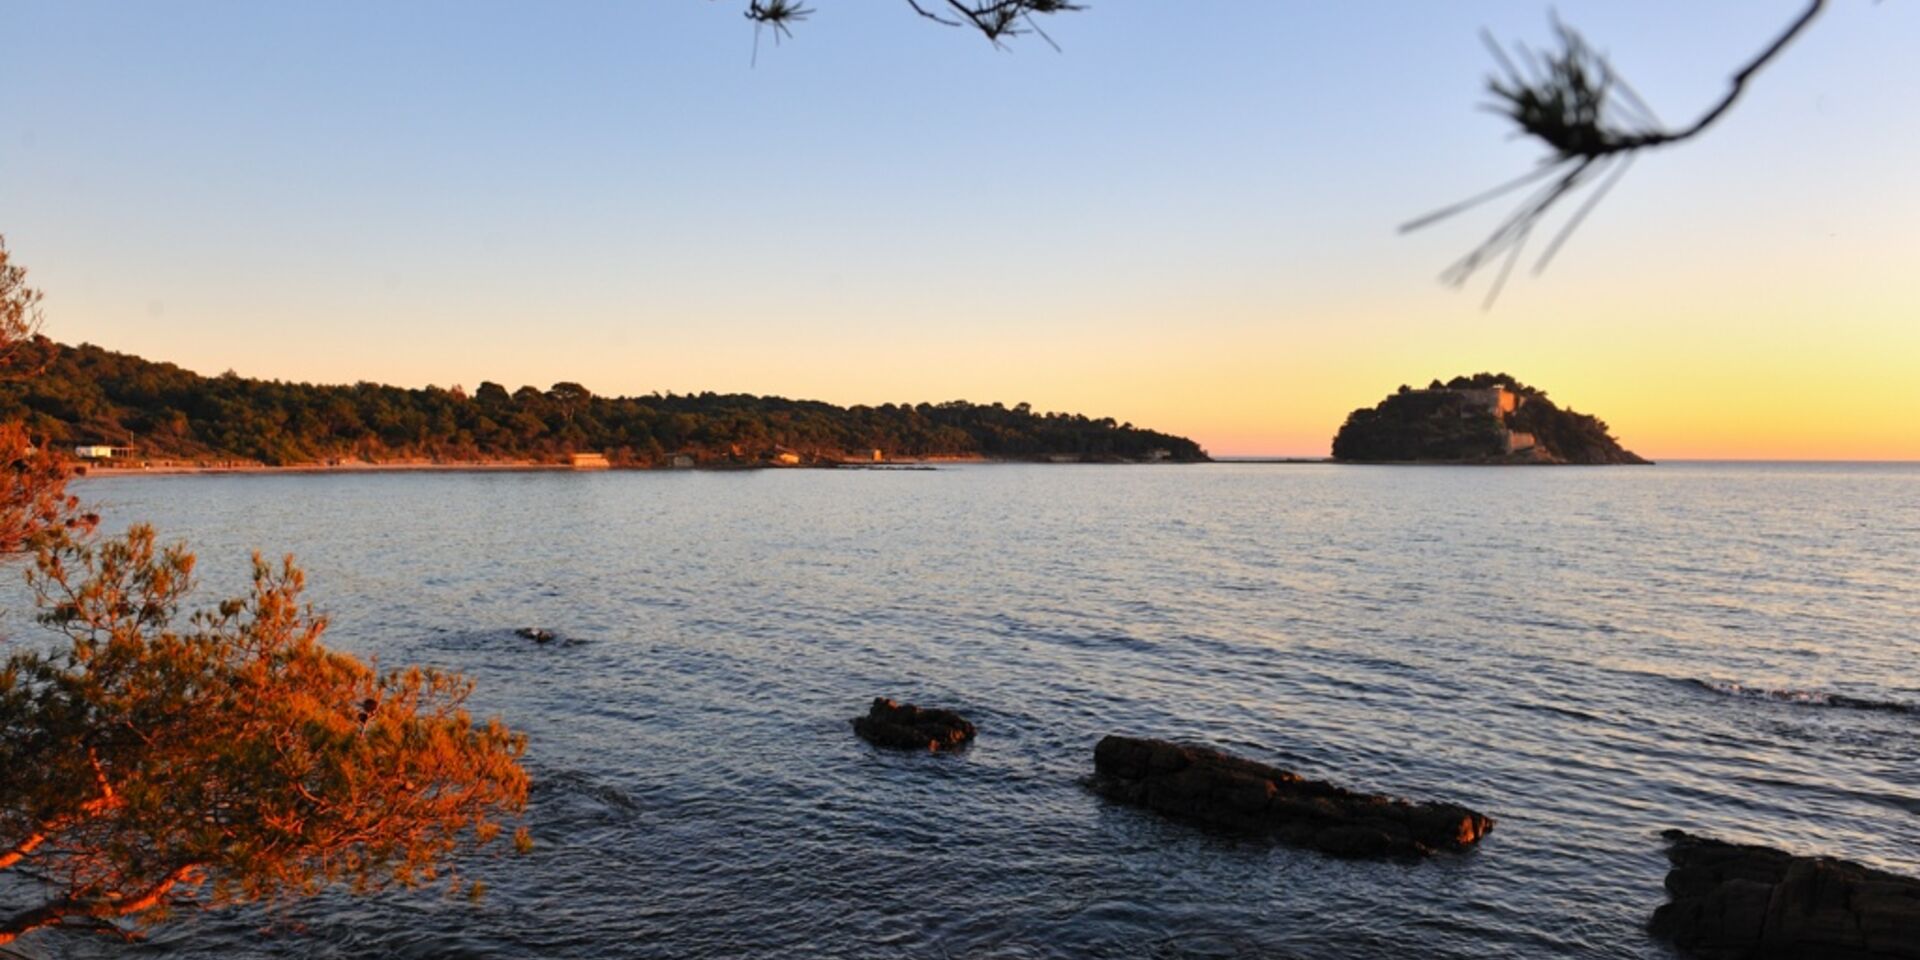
851;698;977;753
1650;830;1920;959
1086;735;1494;858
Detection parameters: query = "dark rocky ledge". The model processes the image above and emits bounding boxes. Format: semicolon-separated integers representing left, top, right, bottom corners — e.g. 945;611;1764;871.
1087;735;1493;858
851;698;976;753
1649;829;1920;959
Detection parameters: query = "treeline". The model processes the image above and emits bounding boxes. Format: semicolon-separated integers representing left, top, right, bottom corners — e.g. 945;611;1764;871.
0;340;1207;466
1331;372;1645;464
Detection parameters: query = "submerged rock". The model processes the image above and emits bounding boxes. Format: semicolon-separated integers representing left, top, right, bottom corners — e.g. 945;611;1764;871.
1649;830;1920;959
851;698;976;752
516;627;556;643
1087;735;1493;859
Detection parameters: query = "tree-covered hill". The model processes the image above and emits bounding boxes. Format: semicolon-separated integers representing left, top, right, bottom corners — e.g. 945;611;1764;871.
1331;373;1647;465
0;340;1207;467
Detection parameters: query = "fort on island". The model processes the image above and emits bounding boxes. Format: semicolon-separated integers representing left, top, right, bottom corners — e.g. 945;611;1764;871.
1333;375;1645;464
1403;385;1538;456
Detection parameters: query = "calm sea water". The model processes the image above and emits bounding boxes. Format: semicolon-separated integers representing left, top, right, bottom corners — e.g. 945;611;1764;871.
10;463;1919;959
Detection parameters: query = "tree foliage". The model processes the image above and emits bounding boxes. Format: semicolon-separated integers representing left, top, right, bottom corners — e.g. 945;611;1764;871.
0;237;530;948
737;0;1082;48
0;237;46;377
0;340;1208;466
0;239;94;554
1403;1;1830;303
722;2;1838;303
0;528;529;944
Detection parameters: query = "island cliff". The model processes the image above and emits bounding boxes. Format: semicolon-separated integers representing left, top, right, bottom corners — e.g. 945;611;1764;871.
1331;374;1647;465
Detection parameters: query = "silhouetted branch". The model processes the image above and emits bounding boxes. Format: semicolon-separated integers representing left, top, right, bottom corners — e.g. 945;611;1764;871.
740;0;812;66
906;0;1084;46
742;0;811;31
730;0;1084;51
1408;0;1829;304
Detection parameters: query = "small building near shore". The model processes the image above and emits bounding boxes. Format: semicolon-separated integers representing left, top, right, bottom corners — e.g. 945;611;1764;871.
667;454;696;469
569;452;611;470
870;449;884;462
773;451;802;466
74;444;136;461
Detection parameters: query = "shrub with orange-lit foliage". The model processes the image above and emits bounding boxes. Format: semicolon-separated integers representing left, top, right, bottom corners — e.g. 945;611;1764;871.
0;235;46;372
0;235;529;946
0;419;95;554
0;237;95;552
0;527;530;944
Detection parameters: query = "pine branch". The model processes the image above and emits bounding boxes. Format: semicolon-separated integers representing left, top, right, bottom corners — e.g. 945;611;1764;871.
1407;0;1829;305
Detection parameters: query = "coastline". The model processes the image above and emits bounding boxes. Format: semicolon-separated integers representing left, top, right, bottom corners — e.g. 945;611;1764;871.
70;454;1219;478
79;461;575;477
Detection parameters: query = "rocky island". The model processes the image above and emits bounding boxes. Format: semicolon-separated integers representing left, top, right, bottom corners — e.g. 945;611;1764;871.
1331;373;1647;465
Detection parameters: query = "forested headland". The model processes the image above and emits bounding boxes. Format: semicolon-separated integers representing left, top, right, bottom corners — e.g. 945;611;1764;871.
0;340;1207;467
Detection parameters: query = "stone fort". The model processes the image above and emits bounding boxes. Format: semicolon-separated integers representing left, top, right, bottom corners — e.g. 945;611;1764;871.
1412;384;1537;455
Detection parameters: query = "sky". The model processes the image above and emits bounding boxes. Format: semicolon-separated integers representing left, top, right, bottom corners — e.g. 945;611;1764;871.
1;1;1915;459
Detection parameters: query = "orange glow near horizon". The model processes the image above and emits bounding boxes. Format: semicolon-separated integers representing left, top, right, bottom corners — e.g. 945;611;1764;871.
29;243;1920;462
8;2;1918;463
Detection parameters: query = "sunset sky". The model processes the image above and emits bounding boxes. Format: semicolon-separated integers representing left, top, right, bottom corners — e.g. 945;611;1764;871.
2;1;1915;459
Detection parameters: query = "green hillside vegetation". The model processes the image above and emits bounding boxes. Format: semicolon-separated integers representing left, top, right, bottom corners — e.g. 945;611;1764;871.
0;340;1207;467
1331;373;1647;465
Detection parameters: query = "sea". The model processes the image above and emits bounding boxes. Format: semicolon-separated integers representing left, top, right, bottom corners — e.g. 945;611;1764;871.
9;461;1918;959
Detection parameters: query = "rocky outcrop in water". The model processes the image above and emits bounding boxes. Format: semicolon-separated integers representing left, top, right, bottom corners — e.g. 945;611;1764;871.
1649;830;1920;959
851;698;976;752
1331;373;1647;464
516;627;556;643
1087;735;1493;858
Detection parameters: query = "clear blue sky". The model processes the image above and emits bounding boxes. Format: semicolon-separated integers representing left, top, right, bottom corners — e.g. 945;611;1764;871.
3;1;1915;457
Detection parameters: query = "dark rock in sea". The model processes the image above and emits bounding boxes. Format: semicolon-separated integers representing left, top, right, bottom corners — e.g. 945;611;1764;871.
1649;830;1920;959
1087;735;1493;859
516;627;556;644
851;698;976;752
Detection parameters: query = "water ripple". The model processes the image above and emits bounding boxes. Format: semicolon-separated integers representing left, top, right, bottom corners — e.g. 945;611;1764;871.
18;461;1917;960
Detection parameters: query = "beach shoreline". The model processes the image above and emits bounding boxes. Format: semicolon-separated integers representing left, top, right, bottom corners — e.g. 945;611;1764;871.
70;455;1016;478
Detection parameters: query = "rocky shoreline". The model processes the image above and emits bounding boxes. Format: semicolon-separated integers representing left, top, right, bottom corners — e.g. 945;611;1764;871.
1651;830;1920;959
843;700;1917;953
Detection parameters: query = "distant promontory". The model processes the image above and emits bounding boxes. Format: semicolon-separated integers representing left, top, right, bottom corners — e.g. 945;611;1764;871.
1332;374;1647;465
0;340;1208;468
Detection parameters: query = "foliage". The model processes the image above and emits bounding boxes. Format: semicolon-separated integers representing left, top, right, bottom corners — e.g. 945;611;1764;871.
0;339;1208;466
0;239;96;553
1330;386;1507;463
737;0;1083;48
0;236;529;948
0;420;96;555
1403;1;1830;304
0;527;530;944
0;238;47;377
1330;372;1645;465
715;2;1840;300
